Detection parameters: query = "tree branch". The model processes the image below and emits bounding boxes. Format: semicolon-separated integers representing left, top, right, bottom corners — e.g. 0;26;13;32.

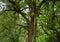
4;9;15;11
8;0;30;23
17;24;25;28
17;24;28;30
21;7;29;11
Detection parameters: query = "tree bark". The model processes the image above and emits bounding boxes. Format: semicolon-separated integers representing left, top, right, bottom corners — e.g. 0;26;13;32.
28;19;37;42
32;16;37;42
28;27;33;42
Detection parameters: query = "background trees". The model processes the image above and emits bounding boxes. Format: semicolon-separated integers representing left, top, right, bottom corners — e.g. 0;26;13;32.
0;0;60;42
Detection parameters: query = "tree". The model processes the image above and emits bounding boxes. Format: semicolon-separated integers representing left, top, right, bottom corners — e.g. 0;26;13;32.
0;0;60;42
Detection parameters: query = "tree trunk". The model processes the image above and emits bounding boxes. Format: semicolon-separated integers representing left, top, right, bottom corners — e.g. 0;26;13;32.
28;1;37;42
28;27;33;42
28;17;37;42
33;18;37;42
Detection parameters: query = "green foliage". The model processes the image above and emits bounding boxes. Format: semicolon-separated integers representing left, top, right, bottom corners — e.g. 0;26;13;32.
0;0;60;42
